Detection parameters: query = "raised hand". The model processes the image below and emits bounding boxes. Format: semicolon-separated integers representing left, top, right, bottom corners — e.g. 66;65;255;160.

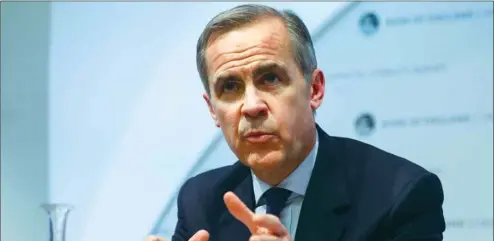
223;191;291;241
145;235;166;241
189;230;209;241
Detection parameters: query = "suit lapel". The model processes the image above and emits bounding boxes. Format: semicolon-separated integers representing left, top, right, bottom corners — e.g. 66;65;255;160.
208;162;255;241
294;125;352;241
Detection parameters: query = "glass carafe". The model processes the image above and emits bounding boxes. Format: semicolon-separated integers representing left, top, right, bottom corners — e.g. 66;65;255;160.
41;203;74;241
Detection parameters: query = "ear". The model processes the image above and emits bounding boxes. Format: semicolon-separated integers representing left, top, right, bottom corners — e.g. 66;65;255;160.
203;92;220;127
309;68;325;111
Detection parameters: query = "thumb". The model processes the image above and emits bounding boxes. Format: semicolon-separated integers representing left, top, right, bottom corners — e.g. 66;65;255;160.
145;235;166;241
189;230;209;241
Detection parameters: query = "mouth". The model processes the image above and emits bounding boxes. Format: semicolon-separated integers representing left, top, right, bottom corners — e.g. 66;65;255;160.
243;131;276;143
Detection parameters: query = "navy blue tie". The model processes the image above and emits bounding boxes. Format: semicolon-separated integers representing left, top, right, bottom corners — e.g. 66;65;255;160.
257;187;292;217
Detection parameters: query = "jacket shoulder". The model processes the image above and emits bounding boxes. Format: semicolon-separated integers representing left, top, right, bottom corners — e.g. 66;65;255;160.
335;136;431;180
334;137;445;238
329;135;439;208
179;164;235;198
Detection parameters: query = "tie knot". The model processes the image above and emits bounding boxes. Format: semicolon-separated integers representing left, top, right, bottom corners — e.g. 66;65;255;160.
257;187;292;217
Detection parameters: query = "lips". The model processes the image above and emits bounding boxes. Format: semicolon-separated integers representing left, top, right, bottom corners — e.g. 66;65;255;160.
243;131;276;143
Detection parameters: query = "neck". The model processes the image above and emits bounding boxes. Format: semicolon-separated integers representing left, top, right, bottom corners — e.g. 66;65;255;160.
252;126;317;186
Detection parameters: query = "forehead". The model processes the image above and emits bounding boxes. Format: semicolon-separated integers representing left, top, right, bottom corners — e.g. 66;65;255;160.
205;17;292;75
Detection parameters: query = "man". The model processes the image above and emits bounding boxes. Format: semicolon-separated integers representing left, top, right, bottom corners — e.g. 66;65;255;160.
147;4;445;241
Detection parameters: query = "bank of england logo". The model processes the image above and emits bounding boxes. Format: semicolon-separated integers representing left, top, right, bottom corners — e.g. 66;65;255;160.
359;12;380;36
355;113;376;137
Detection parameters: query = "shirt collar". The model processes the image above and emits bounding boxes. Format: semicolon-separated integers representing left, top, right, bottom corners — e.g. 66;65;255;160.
252;129;319;203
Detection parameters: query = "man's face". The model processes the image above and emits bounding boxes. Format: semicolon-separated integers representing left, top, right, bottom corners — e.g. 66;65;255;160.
203;17;324;172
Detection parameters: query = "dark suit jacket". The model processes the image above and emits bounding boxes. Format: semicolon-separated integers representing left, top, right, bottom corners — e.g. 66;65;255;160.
172;125;446;241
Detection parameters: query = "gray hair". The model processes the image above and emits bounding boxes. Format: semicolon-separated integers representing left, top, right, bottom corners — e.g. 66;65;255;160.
196;4;318;95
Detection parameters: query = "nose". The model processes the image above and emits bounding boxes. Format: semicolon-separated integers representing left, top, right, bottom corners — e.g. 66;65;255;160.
241;87;268;118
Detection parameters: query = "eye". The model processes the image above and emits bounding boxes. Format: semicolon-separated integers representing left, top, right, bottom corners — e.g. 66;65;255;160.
263;73;281;85
222;79;241;93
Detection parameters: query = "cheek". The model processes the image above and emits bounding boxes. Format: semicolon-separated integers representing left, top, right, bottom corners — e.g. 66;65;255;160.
279;89;309;115
273;90;311;134
215;102;241;134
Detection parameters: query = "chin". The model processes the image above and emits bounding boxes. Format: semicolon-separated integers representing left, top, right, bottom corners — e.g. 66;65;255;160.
246;150;284;170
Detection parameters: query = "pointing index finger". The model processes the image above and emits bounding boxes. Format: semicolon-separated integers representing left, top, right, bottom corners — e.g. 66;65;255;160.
253;213;288;236
223;191;256;233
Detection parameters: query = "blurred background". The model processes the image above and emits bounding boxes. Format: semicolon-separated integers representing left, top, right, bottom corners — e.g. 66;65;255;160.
1;2;492;241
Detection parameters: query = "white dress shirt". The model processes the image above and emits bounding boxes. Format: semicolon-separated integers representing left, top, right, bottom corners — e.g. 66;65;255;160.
251;131;319;240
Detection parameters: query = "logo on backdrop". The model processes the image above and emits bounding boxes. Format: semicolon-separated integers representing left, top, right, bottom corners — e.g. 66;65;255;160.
355;113;376;137
359;12;380;36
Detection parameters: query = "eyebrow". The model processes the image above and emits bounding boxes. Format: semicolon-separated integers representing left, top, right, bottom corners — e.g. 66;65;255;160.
214;61;287;84
252;61;286;78
215;72;239;85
